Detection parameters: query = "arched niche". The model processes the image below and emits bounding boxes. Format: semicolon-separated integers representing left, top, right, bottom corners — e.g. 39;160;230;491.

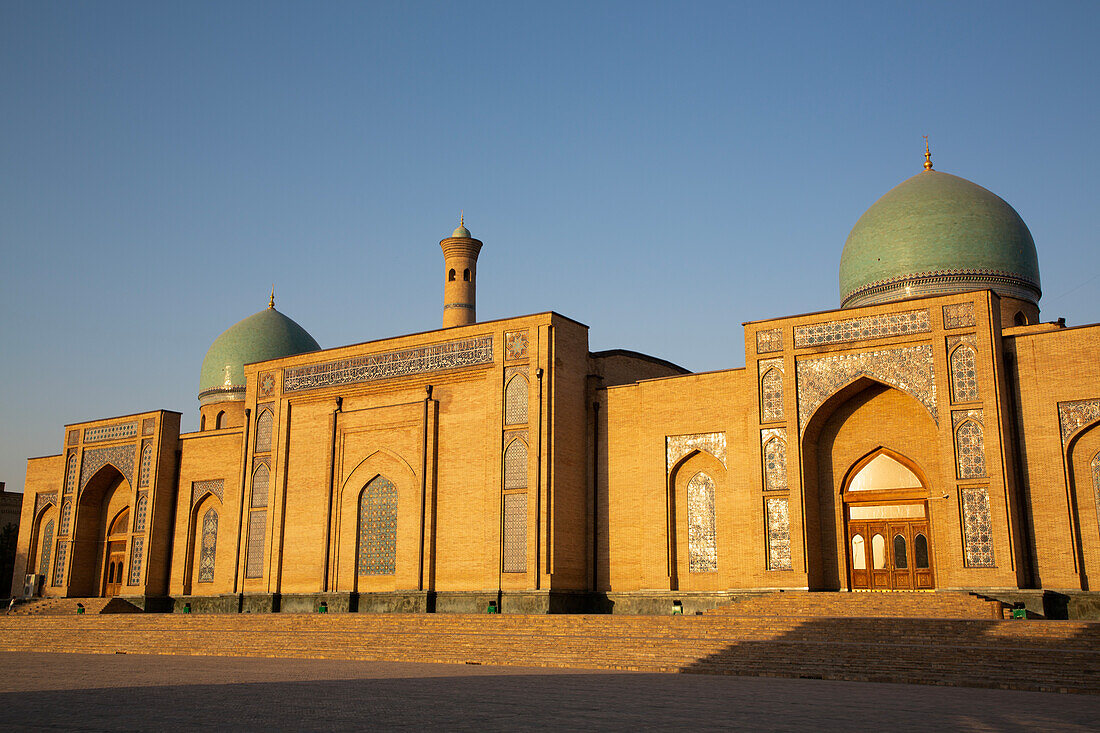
666;449;727;592
800;377;941;590
69;464;132;597
1066;419;1100;589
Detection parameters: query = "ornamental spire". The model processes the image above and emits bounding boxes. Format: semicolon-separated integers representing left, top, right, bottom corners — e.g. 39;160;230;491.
269;284;275;309
923;136;933;171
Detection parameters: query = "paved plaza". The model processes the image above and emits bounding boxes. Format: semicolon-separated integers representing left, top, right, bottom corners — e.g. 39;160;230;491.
0;652;1097;731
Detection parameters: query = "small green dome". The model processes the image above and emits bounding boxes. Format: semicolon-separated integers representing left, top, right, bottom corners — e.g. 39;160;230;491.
452;224;471;238
840;170;1041;308
199;306;320;400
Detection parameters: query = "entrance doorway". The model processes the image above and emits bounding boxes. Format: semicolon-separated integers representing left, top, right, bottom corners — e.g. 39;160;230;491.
842;452;935;590
102;508;129;597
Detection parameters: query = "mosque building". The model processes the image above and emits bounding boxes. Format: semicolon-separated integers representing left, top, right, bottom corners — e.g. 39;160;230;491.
12;150;1100;617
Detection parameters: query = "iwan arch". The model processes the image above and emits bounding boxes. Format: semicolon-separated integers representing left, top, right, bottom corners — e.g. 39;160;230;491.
14;153;1100;617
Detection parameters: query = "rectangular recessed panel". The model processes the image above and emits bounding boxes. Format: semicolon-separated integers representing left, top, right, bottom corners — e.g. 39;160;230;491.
83;422;138;443
793;309;930;349
503;493;527;573
245;510;267;579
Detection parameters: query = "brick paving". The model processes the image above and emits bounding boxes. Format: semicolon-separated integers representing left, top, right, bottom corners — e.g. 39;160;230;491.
0;652;1097;731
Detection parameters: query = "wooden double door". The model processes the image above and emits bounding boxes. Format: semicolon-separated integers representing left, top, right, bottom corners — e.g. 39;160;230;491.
848;519;934;590
103;541;126;597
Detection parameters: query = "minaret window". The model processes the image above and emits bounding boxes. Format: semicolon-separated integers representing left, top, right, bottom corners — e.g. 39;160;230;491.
449;269;456;281
463;268;470;281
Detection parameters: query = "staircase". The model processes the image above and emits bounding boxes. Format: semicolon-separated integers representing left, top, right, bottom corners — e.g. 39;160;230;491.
0;613;1096;693
6;598;112;616
705;591;1004;619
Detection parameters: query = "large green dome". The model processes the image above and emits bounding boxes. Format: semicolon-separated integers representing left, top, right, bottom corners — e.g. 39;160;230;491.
839;169;1041;308
198;305;320;402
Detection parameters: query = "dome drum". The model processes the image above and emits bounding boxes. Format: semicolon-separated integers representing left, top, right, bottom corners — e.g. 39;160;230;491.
842;268;1042;309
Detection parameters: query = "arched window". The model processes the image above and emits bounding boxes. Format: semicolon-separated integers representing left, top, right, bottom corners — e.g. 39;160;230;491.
871;534;886;569
215;411;226;430
448;269;456;281
848;453;922;492
761;368;783;422
504;439;528;490
851;534;866;569
198;508;218;583
251;463;269;508
138;443;153;487
1014;311;1027;326
108;509;129;537
358;475;397;575
955;420;986;479
893;534;908;568
134;494;148;534
505;375;529;425
200;415;207;431
255;409;273;453
949;345;979;403
38;519;54;577
463;268;470;281
914;533;930;569
763;437;787;491
687;472;717;572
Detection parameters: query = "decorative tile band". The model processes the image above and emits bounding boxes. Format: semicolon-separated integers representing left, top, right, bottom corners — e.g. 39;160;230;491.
766;497;792;571
943;302;977;329
793;309;930;349
961;486;996;567
83;422;137;443
503;492;527;573
505;330;529;361
756;328;783;354
796;344;937;433
283;335;493;392
687;472;717;572
842;270;1040;309
1058;398;1100;446
80;444;136;490
666;432;727;472
192;479;224;508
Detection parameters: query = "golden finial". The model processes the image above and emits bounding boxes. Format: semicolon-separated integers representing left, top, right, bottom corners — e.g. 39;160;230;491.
460;210;464;228
269;284;275;309
923;136;933;171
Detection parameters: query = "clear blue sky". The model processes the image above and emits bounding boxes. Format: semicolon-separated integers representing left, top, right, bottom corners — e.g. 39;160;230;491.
2;1;1097;494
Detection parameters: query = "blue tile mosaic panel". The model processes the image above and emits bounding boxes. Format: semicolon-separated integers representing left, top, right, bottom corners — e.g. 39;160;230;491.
504;439;528;490
128;536;143;585
503;492;527;573
666;433;727;473
80;444;136;490
687;472;717;572
505;330;529;361
949;341;980;403
1057;398;1100;446
1093;453;1100;540
134;492;148;534
191;479;224;508
198;509;218;583
251;464;269;509
942;302;976;329
358;475;397;576
255;408;274;453
83;422;138;443
283;336;493;392
138;442;152;487
766;497;792;571
760;359;784;423
245;510;266;579
59;500;71;536
961;487;995;567
64;452;77;495
756;328;783;354
35;492;56;516
796;344;937;433
505;375;529;425
52;540;67;586
762;430;788;491
38;519;54;577
793;309;930;349
953;410;986;479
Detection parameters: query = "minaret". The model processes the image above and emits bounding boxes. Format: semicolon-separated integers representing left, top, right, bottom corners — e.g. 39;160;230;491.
440;214;483;328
